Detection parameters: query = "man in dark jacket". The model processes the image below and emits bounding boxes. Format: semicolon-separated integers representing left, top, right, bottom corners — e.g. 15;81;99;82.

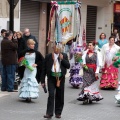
23;28;38;50
41;42;70;119
1;31;18;92
0;29;7;75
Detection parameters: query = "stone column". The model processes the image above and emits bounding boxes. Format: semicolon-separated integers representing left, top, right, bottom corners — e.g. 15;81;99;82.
38;3;47;57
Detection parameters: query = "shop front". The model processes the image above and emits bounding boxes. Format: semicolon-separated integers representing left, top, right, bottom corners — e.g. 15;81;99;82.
20;0;114;55
113;2;120;31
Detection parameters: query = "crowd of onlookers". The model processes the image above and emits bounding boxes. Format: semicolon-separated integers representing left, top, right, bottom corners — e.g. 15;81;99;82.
0;28;70;118
0;28;38;92
1;27;120;118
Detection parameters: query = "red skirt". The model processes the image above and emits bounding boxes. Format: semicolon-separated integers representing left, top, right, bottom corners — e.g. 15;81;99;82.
100;64;118;89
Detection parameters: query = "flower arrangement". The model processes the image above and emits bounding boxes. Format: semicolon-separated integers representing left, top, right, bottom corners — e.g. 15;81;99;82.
83;65;88;70
18;57;34;71
74;53;83;63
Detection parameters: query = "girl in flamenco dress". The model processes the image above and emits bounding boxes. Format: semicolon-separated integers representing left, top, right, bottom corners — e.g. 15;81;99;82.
18;39;44;102
77;41;103;104
69;40;84;88
100;36;120;89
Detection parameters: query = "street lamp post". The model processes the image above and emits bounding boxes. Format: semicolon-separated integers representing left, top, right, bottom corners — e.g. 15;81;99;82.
10;0;14;31
7;0;19;31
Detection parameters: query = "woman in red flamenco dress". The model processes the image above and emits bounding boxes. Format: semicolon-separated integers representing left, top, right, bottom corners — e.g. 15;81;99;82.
100;36;120;89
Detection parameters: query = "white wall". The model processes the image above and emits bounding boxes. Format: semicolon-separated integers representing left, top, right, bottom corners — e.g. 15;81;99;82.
96;4;113;40
96;7;105;40
104;4;113;39
80;0;113;41
0;18;20;32
81;0;109;7
0;0;21;34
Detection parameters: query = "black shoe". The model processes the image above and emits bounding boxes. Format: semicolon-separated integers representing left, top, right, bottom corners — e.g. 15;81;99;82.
7;90;18;92
73;85;79;89
99;98;104;100
1;89;7;92
83;99;88;104
26;98;31;102
55;115;61;118
88;100;93;104
77;97;84;101
44;114;52;118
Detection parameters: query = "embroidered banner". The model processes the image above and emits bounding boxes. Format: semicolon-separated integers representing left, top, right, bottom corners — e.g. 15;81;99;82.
58;2;81;44
47;1;82;46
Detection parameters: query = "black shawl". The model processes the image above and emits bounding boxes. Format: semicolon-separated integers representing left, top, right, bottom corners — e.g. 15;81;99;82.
18;49;44;83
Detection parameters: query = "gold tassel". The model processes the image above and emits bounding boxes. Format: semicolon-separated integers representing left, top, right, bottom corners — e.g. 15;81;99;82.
56;78;61;87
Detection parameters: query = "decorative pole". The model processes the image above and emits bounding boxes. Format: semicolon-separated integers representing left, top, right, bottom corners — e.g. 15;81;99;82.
8;0;19;31
9;0;14;31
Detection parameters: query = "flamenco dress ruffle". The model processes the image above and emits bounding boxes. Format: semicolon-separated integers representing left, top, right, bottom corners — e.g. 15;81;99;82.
69;63;83;87
19;77;39;99
100;64;118;89
77;53;103;103
19;53;39;99
77;81;103;102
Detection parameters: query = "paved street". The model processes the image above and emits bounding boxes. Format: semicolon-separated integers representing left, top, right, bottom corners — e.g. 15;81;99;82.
0;71;120;120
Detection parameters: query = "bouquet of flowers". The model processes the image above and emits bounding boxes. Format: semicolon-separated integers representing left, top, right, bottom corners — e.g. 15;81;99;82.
83;65;88;70
74;53;83;63
112;52;120;68
18;57;34;71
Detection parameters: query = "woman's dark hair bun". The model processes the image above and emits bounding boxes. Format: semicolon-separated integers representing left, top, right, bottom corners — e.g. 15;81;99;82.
88;40;98;46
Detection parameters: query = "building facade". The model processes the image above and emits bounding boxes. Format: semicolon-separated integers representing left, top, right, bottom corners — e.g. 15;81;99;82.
0;0;20;32
1;0;117;55
81;0;113;41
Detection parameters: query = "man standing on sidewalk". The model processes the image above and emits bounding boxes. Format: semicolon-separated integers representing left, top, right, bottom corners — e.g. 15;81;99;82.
1;31;18;92
41;42;70;119
0;29;7;75
23;28;38;50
